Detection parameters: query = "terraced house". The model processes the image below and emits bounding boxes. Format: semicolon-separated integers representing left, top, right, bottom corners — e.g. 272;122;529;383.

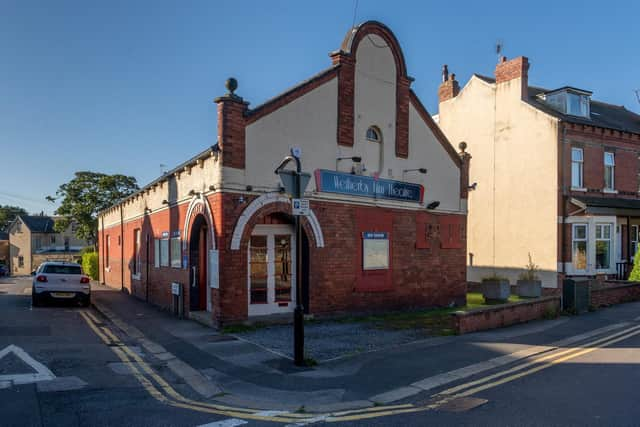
98;21;471;326
437;56;640;289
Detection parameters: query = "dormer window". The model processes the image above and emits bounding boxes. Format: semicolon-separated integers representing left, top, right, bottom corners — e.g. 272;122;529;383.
567;93;589;117
539;87;591;118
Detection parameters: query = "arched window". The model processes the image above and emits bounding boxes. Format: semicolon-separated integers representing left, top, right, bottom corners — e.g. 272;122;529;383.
366;126;381;143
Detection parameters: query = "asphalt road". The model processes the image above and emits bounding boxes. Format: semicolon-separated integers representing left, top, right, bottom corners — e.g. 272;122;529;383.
0;276;271;427
2;275;640;427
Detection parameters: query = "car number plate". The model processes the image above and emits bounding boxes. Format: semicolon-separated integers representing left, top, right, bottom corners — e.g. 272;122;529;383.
51;292;75;298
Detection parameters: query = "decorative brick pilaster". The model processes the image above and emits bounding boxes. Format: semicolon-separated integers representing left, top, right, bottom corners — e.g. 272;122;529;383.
460;151;472;199
395;76;411;158
214;82;249;169
331;52;355;147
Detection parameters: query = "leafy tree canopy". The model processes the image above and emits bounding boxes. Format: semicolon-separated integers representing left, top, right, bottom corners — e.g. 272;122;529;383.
0;205;28;231
47;171;139;245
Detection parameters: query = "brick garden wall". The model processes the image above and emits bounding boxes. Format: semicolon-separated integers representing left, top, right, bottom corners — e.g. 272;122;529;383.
591;282;640;307
452;296;560;334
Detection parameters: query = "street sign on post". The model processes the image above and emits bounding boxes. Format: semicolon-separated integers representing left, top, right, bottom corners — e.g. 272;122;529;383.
274;149;308;366
292;198;310;216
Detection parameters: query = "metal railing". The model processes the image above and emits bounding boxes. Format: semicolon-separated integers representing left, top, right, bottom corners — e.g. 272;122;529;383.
615;261;632;280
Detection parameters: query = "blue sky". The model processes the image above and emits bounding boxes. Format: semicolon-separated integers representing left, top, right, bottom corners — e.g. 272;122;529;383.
2;0;639;214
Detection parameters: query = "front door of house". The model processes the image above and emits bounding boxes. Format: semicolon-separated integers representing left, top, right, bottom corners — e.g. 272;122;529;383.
248;224;296;317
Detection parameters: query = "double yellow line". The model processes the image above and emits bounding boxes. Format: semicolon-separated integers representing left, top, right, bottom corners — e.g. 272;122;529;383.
431;322;640;403
80;310;640;423
79;311;423;424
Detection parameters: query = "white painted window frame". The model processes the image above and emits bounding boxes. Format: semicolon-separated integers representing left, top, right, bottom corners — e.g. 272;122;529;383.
564;216;617;276
247;224;296;317
604;152;615;191
571;147;584;190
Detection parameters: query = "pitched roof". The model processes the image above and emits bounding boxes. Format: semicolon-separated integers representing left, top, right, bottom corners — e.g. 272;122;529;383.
20;216;56;233
471;74;640;134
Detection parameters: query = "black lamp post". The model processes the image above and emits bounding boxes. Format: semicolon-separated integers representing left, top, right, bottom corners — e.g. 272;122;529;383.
274;150;306;366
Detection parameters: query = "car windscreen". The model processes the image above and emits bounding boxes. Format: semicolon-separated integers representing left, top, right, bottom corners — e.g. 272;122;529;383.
43;265;82;275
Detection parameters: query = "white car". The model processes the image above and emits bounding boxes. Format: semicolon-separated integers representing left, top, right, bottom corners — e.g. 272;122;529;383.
32;261;91;307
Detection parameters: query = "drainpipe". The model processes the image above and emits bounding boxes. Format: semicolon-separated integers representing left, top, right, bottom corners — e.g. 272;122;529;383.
560;123;567;277
101;215;105;285
120;204;124;291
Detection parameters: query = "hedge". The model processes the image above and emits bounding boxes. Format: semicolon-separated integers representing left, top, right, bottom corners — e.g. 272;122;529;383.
82;251;99;280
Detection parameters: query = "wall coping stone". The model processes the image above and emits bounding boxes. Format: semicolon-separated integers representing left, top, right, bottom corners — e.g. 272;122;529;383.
451;296;560;318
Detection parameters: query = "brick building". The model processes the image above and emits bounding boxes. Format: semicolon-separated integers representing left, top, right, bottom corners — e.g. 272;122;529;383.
98;21;469;326
437;56;640;288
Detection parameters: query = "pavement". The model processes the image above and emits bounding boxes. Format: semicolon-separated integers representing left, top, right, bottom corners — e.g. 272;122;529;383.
3;276;640;426
91;282;640;413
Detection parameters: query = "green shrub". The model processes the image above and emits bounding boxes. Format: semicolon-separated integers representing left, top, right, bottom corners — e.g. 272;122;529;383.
628;250;640;282
82;251;99;280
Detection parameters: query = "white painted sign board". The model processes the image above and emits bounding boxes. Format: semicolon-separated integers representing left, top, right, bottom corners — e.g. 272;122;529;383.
171;282;181;296
209;249;219;289
292;198;310;216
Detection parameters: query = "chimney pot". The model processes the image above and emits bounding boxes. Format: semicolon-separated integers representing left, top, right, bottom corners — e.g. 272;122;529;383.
442;64;449;82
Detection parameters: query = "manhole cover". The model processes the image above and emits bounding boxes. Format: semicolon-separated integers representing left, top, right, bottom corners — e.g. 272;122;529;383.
436;397;488;413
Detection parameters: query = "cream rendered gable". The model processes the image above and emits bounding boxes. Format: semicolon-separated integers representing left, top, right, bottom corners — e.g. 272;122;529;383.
239;33;462;212
439;75;560;286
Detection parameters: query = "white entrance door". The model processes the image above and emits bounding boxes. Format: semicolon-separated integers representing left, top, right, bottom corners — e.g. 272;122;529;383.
248;224;296;317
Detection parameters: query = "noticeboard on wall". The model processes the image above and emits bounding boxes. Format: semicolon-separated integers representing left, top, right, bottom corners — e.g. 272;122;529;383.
362;232;389;270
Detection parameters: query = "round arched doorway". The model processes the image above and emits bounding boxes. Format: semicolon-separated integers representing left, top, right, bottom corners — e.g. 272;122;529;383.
189;214;208;312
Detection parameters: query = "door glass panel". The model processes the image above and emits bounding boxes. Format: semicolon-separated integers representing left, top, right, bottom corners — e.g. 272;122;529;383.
274;235;292;302
249;236;268;304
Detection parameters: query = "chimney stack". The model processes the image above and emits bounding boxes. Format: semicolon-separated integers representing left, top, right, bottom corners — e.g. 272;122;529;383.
438;65;460;103
495;56;529;99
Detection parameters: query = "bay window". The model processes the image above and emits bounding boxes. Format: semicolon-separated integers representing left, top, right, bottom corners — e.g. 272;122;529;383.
595;224;612;269
572;224;587;270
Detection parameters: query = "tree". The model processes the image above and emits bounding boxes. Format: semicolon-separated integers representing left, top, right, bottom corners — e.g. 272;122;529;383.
0;205;28;231
628;250;640;282
47;172;139;246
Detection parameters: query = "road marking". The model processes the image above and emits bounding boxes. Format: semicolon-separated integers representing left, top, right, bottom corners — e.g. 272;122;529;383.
80;308;640;424
0;344;56;385
411;321;631;393
197;419;248;427
434;326;640;397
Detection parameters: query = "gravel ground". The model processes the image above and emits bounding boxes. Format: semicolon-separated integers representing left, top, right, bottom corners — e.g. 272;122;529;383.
234;321;432;362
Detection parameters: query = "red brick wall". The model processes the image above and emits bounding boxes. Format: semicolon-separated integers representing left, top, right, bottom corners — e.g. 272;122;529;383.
452;296;560;334
564;124;640;199
591;282;640;307
100;193;467;325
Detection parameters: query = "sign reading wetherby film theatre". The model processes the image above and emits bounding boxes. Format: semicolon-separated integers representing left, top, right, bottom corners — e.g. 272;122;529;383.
314;170;424;203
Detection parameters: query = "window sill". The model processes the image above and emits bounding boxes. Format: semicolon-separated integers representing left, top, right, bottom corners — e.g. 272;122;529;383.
131;273;141;280
603;189;618;194
570;187;587;192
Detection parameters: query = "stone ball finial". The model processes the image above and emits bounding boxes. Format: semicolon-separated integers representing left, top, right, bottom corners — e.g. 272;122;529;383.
458;141;467;152
225;77;238;95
